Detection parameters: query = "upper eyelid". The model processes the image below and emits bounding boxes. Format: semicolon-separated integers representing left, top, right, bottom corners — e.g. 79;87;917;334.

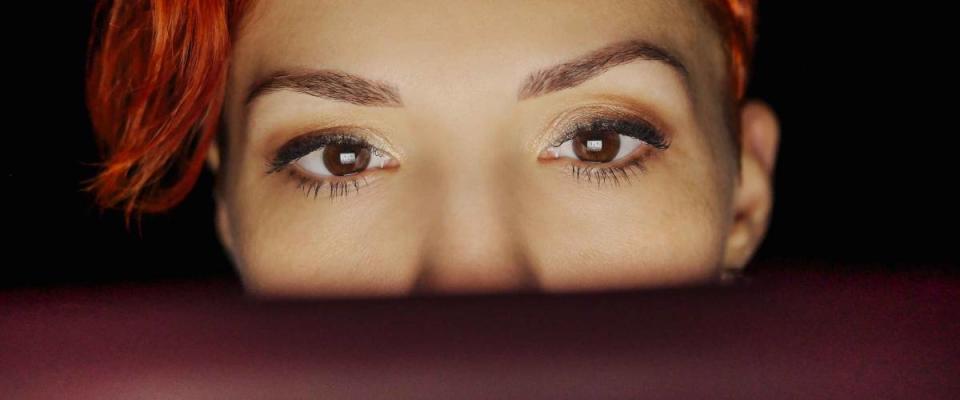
551;117;671;150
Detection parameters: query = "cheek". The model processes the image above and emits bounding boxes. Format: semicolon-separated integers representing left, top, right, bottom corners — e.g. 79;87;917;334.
518;169;727;291
225;180;422;297
526;200;725;291
229;218;418;297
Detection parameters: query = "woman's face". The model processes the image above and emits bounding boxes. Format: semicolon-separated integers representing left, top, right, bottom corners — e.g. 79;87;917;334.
212;0;778;297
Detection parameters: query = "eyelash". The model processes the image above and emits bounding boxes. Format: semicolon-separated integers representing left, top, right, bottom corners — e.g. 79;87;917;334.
286;168;369;200
266;116;670;199
549;116;671;188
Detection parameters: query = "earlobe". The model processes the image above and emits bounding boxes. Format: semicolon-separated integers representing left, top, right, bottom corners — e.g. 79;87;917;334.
721;99;781;280
214;197;236;261
205;138;221;173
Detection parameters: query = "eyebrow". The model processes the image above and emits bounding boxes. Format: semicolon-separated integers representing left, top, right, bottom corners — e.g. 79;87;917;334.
518;39;691;101
245;69;404;107
244;38;691;108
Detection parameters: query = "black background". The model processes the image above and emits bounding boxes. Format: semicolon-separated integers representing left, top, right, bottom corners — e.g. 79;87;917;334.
4;2;956;288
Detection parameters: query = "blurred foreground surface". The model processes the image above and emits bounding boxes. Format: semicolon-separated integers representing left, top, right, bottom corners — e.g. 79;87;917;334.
2;267;958;399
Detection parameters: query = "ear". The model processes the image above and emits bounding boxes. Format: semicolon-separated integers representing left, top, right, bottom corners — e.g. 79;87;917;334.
206;138;236;259
720;99;780;280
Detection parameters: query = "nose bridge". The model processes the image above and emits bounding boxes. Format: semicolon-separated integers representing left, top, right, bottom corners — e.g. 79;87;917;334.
410;114;540;295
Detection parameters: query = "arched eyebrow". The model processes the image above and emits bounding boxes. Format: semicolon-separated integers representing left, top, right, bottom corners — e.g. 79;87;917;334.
517;39;691;101
245;69;404;108
244;39;691;108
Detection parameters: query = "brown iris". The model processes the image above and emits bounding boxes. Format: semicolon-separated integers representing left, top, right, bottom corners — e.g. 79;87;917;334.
321;143;371;176
572;129;620;162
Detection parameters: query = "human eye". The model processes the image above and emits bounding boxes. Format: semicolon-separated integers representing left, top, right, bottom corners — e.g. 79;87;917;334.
265;130;398;199
538;111;671;186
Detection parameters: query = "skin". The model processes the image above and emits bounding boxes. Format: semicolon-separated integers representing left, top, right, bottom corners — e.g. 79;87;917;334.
206;0;780;298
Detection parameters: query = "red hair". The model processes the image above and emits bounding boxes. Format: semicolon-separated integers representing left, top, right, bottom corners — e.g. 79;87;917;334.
85;0;254;225
84;0;757;221
703;0;759;102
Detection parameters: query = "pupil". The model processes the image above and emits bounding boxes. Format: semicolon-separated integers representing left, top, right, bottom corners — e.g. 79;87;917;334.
322;143;371;176
573;129;620;162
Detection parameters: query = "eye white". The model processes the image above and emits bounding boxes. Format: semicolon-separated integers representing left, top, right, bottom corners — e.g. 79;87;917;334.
295;147;393;177
550;134;646;161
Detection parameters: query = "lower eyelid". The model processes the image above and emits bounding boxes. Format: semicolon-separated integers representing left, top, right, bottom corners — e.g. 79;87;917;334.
282;158;402;200
538;142;658;181
283;166;373;199
575;149;650;170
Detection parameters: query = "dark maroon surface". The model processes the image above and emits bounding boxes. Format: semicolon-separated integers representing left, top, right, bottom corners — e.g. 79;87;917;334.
2;268;958;399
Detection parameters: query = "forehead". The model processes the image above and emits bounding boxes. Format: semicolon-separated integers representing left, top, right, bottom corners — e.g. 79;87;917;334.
231;0;725;100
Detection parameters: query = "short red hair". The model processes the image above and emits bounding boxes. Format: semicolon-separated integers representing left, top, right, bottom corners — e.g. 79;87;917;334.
85;0;757;222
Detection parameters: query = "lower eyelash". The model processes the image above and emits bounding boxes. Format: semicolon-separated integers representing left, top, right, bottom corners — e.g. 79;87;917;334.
287;169;368;199
569;157;648;188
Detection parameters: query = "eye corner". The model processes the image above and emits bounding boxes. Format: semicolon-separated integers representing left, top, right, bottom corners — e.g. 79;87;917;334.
536;146;562;161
